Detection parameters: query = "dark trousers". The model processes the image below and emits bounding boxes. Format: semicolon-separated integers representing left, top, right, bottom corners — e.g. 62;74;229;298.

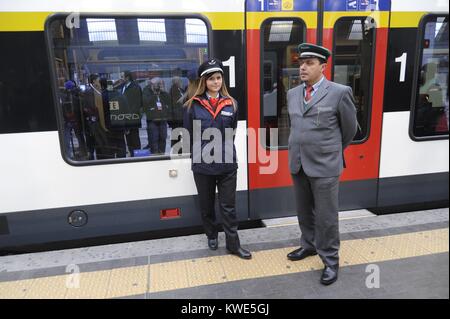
86;121;108;160
291;167;340;267
125;128;141;157
105;130;126;159
147;120;167;154
193;170;240;251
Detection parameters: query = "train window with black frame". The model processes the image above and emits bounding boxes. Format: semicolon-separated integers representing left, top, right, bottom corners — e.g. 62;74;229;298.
46;15;209;163
261;18;305;148
412;15;449;139
332;17;376;142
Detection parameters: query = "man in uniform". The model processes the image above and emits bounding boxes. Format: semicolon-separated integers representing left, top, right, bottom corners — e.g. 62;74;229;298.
286;43;358;285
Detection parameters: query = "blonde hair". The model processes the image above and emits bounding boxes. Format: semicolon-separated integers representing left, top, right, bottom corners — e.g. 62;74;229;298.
184;73;236;111
186;79;200;102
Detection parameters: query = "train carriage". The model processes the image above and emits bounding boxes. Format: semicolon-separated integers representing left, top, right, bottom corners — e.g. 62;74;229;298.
0;0;448;252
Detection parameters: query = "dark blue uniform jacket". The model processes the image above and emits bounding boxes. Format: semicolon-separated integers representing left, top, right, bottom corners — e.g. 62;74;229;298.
183;94;238;175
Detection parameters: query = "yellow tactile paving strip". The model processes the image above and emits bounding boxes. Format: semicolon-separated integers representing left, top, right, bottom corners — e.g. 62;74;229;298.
0;228;448;299
106;265;148;299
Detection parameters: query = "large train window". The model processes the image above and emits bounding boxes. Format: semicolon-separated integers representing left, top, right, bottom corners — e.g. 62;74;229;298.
332;17;375;142
412;15;449;139
46;15;209;163
261;18;305;148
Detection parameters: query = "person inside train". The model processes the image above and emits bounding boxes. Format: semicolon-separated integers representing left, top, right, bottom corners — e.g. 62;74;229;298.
119;71;143;157
171;68;200;155
62;80;87;160
417;62;446;135
99;77;127;159
183;58;252;260
170;76;186;125
81;73;108;160
143;77;172;155
169;76;185;154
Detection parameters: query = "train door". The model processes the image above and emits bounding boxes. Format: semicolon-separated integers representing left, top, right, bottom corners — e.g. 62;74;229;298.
246;0;390;219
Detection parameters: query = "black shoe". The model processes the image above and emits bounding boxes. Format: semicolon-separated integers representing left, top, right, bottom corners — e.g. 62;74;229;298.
287;247;317;261
320;265;339;285
208;238;218;250
227;247;252;260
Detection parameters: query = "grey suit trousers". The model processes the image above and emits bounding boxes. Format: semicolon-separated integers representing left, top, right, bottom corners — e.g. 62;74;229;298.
291;167;340;267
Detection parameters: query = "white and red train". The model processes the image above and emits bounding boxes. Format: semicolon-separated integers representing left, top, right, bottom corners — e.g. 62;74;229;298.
0;0;448;252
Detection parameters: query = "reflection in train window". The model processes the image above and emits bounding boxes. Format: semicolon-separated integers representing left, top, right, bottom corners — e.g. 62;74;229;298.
47;16;209;162
333;17;375;142
261;18;305;148
413;15;449;138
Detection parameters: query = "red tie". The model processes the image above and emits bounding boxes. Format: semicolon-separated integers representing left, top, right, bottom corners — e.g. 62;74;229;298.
209;97;218;111
305;85;313;102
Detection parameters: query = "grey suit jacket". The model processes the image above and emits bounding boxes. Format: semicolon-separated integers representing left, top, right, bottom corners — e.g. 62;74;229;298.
287;78;357;177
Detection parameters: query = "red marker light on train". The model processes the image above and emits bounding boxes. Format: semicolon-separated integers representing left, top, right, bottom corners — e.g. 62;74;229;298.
424;39;430;48
160;208;181;219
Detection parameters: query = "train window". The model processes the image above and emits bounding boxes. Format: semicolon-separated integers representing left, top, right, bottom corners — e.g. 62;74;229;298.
46;15;209;162
333;17;376;142
412;15;449;139
261;18;305;148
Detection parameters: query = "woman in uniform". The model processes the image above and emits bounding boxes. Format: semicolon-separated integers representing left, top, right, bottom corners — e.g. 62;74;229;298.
183;59;252;259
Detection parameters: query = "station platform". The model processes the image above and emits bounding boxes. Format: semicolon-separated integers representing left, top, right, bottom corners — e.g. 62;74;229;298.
0;208;448;299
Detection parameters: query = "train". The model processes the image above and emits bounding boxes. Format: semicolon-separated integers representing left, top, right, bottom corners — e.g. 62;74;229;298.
0;0;448;253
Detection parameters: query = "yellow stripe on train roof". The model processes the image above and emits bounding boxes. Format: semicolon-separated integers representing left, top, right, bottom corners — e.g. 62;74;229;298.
390;12;428;28
203;12;244;30
246;11;317;29
323;11;390;29
0;12;245;32
0;12;52;31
